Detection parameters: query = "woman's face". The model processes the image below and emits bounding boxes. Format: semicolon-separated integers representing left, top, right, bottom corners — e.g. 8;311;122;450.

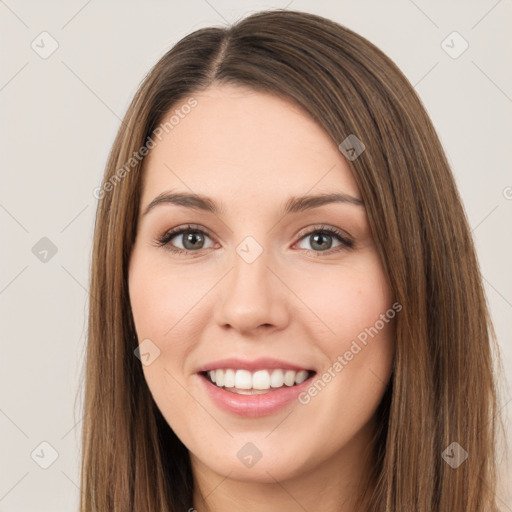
128;83;396;484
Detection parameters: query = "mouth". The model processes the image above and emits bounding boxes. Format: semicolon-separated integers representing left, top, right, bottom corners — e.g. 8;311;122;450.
199;368;317;395
196;357;317;416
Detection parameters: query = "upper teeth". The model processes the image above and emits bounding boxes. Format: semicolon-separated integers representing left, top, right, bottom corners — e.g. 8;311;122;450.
207;369;310;390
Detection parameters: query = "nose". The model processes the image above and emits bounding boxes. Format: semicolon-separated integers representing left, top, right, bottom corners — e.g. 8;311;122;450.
213;241;290;336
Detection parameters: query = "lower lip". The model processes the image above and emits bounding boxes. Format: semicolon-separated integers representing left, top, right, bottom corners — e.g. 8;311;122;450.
198;373;315;417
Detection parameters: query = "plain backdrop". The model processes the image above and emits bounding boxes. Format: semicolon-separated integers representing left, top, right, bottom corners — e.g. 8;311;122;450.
1;1;511;510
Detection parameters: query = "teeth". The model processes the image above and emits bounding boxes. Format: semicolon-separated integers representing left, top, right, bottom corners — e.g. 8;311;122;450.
252;370;270;390
224;369;235;387
284;370;296;386
295;370;309;385
215;369;224;387
205;368;311;391
235;369;252;389
270;369;284;387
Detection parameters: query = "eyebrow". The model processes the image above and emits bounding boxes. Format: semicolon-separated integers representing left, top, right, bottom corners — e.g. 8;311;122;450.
142;190;364;217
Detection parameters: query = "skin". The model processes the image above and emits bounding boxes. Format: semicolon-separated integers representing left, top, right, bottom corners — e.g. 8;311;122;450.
128;83;396;511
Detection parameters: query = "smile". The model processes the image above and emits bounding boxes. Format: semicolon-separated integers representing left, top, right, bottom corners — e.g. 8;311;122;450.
203;368;313;394
196;358;317;417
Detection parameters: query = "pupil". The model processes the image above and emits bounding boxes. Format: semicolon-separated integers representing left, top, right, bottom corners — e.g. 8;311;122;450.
184;231;203;250
312;233;331;251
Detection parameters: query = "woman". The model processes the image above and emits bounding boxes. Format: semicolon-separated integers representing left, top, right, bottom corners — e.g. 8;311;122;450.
80;9;506;511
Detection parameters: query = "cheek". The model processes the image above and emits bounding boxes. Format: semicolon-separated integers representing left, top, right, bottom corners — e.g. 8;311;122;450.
294;252;394;353
293;252;395;413
129;252;203;433
128;251;196;412
128;249;216;386
128;250;193;341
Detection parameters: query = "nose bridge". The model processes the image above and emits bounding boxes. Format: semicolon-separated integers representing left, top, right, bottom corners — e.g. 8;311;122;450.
233;234;270;292
214;233;288;332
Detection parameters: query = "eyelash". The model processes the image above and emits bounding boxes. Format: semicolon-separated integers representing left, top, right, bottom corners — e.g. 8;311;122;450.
154;223;354;257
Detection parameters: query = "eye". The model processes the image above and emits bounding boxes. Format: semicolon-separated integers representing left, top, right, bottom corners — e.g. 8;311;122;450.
154;223;354;256
154;224;215;255
294;225;354;255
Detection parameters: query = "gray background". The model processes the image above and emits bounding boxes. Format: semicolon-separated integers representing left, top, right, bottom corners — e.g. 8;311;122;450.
1;0;511;510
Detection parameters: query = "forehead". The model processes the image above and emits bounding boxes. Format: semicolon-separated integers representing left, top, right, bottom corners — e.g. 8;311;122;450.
141;84;360;206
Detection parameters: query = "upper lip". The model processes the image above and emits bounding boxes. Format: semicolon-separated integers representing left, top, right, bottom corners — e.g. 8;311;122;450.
196;357;315;373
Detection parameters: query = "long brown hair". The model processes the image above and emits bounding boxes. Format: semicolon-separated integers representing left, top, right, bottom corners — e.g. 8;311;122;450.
80;9;506;511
